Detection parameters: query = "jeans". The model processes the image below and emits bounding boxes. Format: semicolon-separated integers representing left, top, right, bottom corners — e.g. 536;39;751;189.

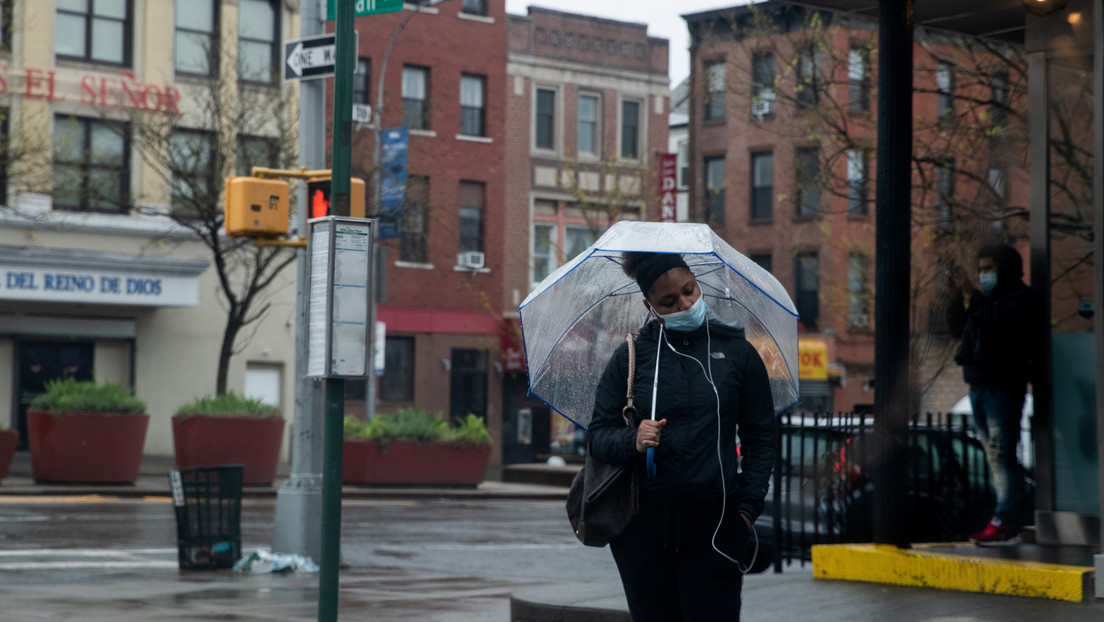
969;387;1027;527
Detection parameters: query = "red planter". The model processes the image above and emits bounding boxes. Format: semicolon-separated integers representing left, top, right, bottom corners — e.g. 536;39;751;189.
28;409;149;483
172;416;285;485
342;439;491;486
0;429;17;480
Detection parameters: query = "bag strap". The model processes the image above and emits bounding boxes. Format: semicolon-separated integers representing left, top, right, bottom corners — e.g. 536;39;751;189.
621;334;636;426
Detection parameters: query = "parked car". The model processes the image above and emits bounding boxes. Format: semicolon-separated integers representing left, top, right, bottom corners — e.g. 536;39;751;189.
753;413;1008;567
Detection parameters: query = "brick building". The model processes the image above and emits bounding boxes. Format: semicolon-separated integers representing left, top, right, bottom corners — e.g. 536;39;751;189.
684;3;1030;414
502;8;669;460
345;0;509;465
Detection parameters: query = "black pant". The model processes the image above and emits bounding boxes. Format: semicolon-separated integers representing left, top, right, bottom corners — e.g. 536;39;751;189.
609;498;748;622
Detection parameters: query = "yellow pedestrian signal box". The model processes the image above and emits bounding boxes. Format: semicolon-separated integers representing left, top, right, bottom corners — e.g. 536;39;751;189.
225;177;290;238
307;177;367;219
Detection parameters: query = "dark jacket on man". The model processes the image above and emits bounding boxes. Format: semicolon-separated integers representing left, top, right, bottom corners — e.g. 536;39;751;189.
946;245;1036;394
587;318;777;521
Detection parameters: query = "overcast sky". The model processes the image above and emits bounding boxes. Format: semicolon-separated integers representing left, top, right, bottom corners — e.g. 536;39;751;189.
505;1;748;85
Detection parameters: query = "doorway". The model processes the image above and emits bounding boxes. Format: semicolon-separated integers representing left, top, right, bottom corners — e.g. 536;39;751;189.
15;341;95;449
449;348;487;422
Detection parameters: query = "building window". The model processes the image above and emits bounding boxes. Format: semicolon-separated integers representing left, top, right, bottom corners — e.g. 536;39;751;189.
795;147;819;217
936;158;954;224
677;141;689;190
533;222;556;283
848;47;870;112
847;149;867;215
620;100;640;159
936;61;954;121
175;0;217;75
238;0;278;83
0;108;8;204
751;52;775;111
237;134;279;176
0;0;12;53
750;253;772;273
577;94;600;156
55;0;131;65
535;88;555;150
796;46;822;108
458;181;485;256
990;71;1008;130
704;156;725;224
703;61;725;121
53;116;130;213
794;252;819;331
460;74;486;137
848;253;870;329
402;66;429;130
170;130;216;218
461;0;487;16
750;151;772;220
532;200;605;284
401;175;428;263
353;58;371;105
380;336;415;402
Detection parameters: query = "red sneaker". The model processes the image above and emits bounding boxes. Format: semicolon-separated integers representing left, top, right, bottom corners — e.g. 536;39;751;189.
970;518;1021;547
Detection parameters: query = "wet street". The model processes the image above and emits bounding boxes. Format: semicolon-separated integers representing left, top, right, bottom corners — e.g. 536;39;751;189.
0;495;615;620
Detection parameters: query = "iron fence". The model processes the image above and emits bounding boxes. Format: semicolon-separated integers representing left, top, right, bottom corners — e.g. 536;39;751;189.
762;411;996;571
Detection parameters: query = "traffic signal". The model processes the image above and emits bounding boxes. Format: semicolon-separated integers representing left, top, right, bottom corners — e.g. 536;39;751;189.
224;176;290;238
306;176;366;218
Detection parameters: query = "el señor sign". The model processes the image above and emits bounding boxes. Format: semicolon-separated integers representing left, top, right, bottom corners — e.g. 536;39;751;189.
0;64;182;116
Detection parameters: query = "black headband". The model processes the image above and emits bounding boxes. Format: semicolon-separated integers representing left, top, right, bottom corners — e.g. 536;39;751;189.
634;254;689;295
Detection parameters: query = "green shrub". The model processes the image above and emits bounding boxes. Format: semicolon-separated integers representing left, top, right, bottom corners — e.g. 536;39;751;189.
31;378;146;415
344;409;491;449
175;393;281;420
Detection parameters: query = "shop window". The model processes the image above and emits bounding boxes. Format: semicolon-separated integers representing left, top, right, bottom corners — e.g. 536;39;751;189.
402;66;430;130
53;115;130;213
238;0;279;83
380;337;415;402
449;348;487;421
56;0;131;66
175;0;218;75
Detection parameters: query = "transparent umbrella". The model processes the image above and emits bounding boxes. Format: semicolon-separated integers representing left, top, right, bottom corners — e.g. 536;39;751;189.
519;221;800;430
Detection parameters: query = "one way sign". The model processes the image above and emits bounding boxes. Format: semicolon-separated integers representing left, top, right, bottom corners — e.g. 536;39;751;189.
284;32;358;81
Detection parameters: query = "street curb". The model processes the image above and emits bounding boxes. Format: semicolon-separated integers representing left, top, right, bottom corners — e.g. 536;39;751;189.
812;543;1094;602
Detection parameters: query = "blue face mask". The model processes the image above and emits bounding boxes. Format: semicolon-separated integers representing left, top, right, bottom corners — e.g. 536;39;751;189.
979;272;998;294
658;296;707;332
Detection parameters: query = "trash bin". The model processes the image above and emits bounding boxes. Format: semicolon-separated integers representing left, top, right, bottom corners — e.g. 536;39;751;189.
168;465;243;570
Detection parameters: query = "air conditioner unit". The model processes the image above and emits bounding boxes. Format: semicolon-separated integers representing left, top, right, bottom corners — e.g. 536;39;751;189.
751;99;775;116
459;251;485;269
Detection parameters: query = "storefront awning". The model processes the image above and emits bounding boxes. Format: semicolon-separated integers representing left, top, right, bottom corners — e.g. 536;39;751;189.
377;305;502;335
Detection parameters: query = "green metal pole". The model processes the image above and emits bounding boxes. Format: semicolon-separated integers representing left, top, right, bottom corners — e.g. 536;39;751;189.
317;378;345;621
331;0;354;217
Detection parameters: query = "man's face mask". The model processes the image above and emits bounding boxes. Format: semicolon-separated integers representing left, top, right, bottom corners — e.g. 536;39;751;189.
657;295;707;332
979;272;998;294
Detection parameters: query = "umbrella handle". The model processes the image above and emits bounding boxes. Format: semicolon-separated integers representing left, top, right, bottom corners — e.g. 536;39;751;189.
646;447;656;478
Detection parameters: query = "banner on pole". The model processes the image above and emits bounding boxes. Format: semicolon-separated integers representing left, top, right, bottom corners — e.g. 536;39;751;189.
659;154;677;222
378;127;408;239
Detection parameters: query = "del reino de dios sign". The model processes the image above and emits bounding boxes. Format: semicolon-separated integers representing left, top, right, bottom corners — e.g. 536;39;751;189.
3;267;198;307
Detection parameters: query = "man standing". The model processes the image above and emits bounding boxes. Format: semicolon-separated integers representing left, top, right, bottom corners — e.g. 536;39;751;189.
946;243;1036;546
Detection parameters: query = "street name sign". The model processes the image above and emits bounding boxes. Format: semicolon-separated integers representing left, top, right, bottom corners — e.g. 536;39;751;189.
326;0;403;20
284;32;359;82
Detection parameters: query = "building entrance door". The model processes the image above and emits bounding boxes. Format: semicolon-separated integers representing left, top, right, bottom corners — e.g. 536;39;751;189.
15;342;94;449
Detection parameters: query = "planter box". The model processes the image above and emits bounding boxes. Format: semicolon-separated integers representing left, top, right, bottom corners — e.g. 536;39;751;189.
28;409;149;484
0;429;17;480
343;439;491;486
172;416;285;485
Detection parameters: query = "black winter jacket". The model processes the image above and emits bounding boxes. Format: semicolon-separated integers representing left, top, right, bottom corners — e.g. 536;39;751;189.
587;318;777;521
946;260;1036;393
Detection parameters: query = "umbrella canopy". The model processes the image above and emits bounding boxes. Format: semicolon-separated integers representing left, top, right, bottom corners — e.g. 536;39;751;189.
519;221;800;429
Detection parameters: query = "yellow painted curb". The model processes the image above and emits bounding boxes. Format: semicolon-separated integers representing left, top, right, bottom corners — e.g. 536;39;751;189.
812;543;1092;602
